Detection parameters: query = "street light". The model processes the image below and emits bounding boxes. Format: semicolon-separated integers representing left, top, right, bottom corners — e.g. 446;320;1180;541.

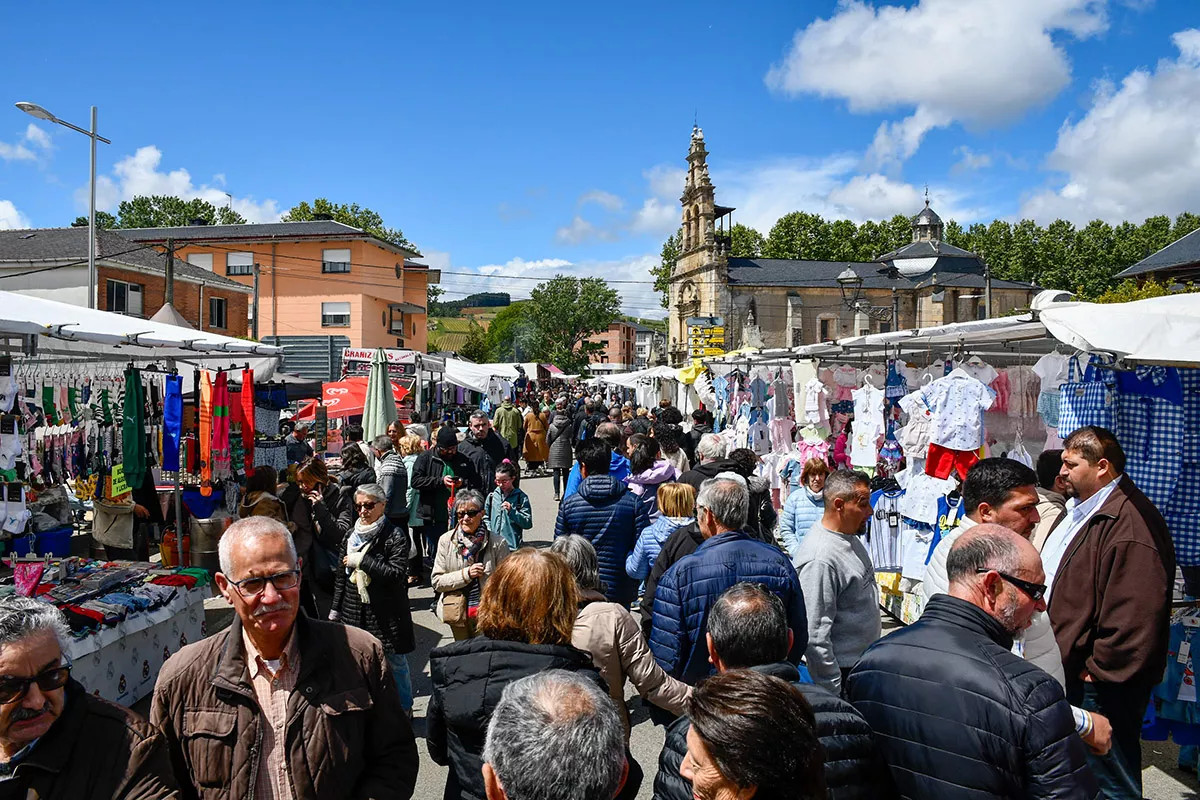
837;266;893;324
16;102;111;309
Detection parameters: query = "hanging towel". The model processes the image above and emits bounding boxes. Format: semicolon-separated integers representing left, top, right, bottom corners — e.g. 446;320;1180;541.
212;372;231;480
122;368;147;491
163;374;183;472
199;372;213;496
241;369;255;475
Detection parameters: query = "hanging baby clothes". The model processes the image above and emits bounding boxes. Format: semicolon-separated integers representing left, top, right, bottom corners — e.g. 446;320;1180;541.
1034;352;1070;429
885;360;908;401
921;368;995;480
831;365;858;403
897;390;934;459
868;486;904;571
801;377;829;431
747;410;771;456
850;382;885;469
122;368;146;491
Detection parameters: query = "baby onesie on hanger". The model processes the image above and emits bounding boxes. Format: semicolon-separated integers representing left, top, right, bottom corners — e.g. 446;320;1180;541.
801;378;829;429
850;383;885;468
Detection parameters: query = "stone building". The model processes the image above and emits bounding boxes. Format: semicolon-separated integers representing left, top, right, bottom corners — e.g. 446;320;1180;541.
666;127;1038;365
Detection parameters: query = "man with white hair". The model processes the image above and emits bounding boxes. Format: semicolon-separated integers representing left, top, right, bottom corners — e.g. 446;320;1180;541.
649;476;807;684
677;433;738;494
0;598;176;798
482;670;628;800
151;517;418;799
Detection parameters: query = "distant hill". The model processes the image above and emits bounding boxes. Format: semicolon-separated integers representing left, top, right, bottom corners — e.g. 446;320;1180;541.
431;292;510;317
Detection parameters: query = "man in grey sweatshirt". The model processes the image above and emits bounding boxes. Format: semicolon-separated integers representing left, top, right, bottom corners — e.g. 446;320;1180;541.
794;469;882;692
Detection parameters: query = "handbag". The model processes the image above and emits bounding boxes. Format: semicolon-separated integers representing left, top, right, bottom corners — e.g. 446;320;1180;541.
307;539;340;594
441;589;468;625
1057;356;1115;438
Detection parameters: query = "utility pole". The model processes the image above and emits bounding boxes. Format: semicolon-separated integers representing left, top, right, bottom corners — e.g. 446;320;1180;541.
164;238;175;307
984;257;994;318
251;262;260;340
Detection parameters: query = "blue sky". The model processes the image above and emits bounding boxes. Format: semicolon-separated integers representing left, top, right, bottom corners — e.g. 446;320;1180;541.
2;0;1197;318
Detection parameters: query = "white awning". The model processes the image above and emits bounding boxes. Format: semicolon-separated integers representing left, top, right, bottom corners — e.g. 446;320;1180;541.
442;359;521;392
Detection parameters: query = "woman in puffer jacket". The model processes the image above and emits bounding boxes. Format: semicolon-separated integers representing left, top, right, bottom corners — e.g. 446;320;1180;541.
623;435;678;520
551;534;690;738
778;457;828;563
546;398;575;502
625;482;695;583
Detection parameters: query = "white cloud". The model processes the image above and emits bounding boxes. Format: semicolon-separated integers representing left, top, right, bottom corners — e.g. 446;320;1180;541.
0;123;52;163
86;145;282;223
578;190;624;211
629;197;679;237
645;165;687;200
1022;28;1200;223
0;200;30;230
555;215;617;245
418;249;452;271
767;0;1109;165
952;146;994;174
22;124;51;151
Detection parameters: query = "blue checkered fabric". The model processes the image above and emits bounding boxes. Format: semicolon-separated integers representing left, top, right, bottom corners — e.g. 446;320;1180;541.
1179;370;1200;463
1170;370;1200;565
1058;357;1116;438
1117;393;1184;511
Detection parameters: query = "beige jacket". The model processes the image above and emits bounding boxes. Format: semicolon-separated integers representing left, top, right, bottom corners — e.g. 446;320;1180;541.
571;589;691;737
431;526;511;620
1031;488;1068;552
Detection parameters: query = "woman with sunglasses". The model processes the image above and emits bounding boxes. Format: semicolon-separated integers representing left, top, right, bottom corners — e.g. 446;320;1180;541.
328;483;416;715
431;490;511;640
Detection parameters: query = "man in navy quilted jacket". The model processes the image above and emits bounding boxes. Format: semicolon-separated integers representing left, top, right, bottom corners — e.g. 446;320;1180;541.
649;475;807;684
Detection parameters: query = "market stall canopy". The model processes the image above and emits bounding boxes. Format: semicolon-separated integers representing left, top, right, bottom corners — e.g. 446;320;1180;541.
442;358;521;393
296;377;410;421
591;365;680;389
0;289;281;356
1039;294;1200;366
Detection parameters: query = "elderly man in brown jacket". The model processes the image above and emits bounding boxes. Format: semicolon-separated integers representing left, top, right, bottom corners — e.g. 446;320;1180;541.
1044;426;1175;800
150;517;418;800
0;598;176;800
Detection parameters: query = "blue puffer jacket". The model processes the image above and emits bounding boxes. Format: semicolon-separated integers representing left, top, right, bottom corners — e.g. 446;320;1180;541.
649;530;808;684
779;488;825;565
554;475;651;606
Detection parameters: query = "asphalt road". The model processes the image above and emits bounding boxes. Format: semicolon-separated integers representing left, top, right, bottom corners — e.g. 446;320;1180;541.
170;471;1197;799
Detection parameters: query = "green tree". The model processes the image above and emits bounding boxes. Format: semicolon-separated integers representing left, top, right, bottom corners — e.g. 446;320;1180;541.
827;219;859;261
852;220;887;261
485;302;539;361
114;196;247;228
1139;215;1174;258
457;320;490;362
729;223;765;257
885;214;912;254
71;211;117;229
1173;212;1200;242
764;212;831;259
282;198;415;251
652;229;680;309
1007;219;1041;283
527;275;621;374
1095;278;1199;303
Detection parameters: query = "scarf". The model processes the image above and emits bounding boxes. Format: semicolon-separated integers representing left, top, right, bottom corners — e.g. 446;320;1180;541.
348;516;387;602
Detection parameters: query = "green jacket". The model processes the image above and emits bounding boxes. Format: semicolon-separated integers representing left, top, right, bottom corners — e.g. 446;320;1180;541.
493;402;523;450
484;486;533;550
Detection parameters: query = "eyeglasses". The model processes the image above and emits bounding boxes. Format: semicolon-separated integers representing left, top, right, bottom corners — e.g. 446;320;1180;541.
977;568;1047;602
355;501;378;511
0;665;71;705
457;508;483;519
229;569;302;598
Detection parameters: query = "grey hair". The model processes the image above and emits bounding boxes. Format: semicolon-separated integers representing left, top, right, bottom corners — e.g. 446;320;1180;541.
451;489;486;519
218;517;298;577
549;535;603;592
823;469;871;502
696;477;749;531
483;670;625;800
0;597;71;653
354;483;386;504
370;434;393;453
469;410;491;423
696;433;726;462
946;523;1024;586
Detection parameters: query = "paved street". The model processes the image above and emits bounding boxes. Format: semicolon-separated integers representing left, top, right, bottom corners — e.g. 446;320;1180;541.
173;472;1198;799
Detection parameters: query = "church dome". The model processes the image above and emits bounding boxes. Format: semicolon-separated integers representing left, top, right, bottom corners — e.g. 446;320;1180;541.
911;202;942;227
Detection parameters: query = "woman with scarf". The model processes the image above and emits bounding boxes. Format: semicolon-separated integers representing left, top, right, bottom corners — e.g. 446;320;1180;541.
778;457;828;563
329;483;416;715
431;489;511;640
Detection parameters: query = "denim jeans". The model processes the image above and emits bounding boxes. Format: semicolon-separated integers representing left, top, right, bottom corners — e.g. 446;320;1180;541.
1068;678;1149;799
388;653;413;712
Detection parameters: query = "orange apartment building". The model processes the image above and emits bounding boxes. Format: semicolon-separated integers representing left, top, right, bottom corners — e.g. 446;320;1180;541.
589;320;637;375
119;219;439;352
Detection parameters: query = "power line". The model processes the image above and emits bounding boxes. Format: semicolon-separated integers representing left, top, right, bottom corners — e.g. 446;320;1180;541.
0;243;161;280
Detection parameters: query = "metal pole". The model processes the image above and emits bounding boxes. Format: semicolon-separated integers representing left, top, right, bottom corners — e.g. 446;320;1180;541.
252;263;260;340
891;286;899;332
88;106;97;309
984;260;993;319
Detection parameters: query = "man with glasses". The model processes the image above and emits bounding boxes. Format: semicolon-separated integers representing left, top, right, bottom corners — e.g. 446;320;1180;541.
0;598;176;798
844;524;1099;798
151;516;418;799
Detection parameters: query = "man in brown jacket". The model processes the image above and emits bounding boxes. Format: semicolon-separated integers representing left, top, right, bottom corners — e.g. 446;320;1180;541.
0;598;177;799
150;517;418;800
1045;426;1175;800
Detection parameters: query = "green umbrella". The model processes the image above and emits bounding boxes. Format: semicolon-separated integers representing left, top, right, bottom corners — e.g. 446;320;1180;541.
362;347;398;442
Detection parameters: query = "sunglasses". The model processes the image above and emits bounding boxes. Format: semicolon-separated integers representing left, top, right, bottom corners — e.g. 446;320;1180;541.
977;568;1047;602
457;508;483;519
0;665;71;705
229;569;302;598
355;501;379;511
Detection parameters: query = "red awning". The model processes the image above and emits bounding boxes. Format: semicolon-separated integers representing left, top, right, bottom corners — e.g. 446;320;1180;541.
296;377;410;420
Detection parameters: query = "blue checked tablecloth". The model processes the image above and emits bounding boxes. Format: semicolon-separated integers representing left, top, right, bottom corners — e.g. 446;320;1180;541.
1117;393;1184;511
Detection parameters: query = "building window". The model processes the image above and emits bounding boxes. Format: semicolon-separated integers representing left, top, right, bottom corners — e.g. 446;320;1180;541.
322;301;351;327
209;297;227;329
187;253;213;271
322;248;351;274
226;252;253;276
879;321;892;334
818;315;837;342
106;279;143;316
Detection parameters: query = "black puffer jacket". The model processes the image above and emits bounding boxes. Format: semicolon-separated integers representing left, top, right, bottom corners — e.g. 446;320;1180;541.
654;662;893;800
844;595;1099;800
677;457;739;494
330;519;415;655
427;636;608;800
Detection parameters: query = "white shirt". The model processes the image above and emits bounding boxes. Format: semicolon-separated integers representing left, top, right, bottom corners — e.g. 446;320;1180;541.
1033;353;1071;392
1043;476;1122;602
921;369;996;451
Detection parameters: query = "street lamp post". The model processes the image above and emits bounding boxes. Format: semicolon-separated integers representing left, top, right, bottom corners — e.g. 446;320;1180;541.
16;102;111;309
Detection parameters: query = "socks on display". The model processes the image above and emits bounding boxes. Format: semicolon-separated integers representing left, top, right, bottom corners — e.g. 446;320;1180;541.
0;417;22;470
3;483;29;535
42;385;58;426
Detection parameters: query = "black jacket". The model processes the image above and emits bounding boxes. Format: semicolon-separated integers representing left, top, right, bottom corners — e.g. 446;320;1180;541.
331;519;415;655
683;424;712;465
427;636;608;800
677;458;739;494
410;448;482;534
844;595;1099;800
654;662;893;800
745;475;778;541
458;431;518;489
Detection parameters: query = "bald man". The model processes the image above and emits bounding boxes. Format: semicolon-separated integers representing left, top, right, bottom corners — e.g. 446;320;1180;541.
845;524;1099;799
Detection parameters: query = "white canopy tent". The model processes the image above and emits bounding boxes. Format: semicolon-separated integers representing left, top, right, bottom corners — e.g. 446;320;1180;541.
442;358;521;393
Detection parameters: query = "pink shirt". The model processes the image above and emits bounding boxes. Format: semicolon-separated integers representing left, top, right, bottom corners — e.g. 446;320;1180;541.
243;627;301;800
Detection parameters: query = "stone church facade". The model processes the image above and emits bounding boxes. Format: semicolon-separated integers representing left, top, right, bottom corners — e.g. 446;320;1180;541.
666;127;1038;366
